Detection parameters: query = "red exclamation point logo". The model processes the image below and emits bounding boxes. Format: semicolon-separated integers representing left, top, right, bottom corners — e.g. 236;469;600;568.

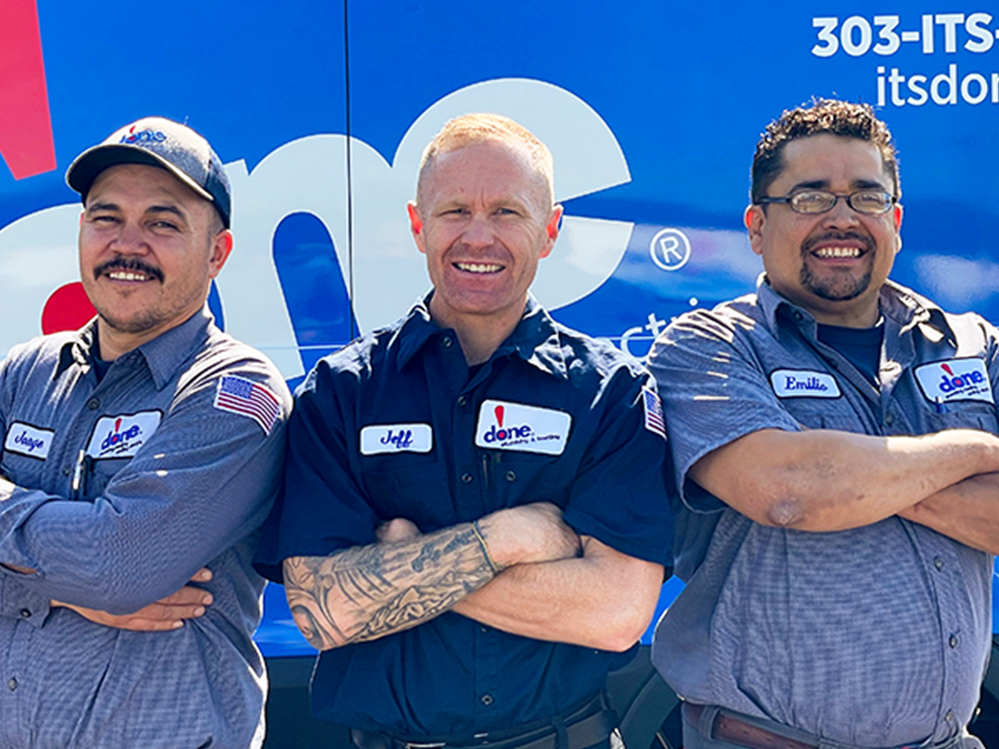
942;364;954;376
114;418;121;434
494;405;506;440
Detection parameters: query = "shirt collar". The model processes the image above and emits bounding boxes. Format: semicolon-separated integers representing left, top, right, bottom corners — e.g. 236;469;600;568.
756;273;954;343
394;292;568;380
58;307;216;390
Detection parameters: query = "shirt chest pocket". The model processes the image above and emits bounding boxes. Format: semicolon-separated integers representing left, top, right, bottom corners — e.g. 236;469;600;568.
777;395;865;431
83;458;130;501
919;401;999;435
0;452;51;494
481;450;563;508
361;454;454;529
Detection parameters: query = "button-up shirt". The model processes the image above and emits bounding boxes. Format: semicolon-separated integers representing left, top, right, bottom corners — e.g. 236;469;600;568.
256;297;672;736
0;309;290;749
649;277;995;748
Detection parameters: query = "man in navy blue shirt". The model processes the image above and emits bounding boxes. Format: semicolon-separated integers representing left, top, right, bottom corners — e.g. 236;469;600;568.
256;114;672;749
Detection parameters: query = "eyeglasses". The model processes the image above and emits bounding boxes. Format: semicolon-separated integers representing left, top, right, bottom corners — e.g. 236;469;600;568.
755;189;897;215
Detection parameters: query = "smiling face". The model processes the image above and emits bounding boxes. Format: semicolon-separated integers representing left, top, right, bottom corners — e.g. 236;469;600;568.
746;134;902;328
408;139;561;337
79;163;232;359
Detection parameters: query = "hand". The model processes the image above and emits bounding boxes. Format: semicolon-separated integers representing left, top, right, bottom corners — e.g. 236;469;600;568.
478;502;581;568
52;568;213;631
376;518;421;544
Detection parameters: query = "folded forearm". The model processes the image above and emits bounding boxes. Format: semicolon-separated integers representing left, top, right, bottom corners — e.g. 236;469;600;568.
695;428;999;532
283;522;496;650
453;537;663;652
899;471;999;553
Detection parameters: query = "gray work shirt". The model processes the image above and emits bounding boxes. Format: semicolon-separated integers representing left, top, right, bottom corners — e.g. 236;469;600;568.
649;277;994;748
0;309;290;749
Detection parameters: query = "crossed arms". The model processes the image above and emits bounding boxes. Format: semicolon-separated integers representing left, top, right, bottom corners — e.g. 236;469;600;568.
283;503;664;652
692;427;999;553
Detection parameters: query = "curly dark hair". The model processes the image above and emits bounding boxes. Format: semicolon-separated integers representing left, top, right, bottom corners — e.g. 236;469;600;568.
751;99;899;204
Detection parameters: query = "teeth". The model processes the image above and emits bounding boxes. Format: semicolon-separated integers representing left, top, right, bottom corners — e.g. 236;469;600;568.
456;262;503;273
814;247;861;258
107;271;151;281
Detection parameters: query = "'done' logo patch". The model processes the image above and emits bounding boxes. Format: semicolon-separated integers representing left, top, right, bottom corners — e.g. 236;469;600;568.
914;358;993;405
85;411;162;459
474;400;571;455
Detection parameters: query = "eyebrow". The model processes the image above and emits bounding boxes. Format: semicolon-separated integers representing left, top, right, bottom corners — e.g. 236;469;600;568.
85;202;187;220
788;178;890;192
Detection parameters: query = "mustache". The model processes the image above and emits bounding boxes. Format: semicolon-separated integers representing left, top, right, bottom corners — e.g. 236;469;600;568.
93;257;164;283
801;231;875;255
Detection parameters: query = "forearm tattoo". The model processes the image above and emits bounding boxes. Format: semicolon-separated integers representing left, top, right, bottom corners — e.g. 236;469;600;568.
283;524;496;649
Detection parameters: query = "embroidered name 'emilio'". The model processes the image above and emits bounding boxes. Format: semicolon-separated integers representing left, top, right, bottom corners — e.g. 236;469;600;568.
783;375;829;392
769;370;841;399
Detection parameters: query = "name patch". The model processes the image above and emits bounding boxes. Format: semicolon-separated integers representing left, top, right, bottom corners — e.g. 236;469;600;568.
474;400;571;456
915;358;993;405
86;411;162;460
360;424;433;455
770;369;841;398
4;423;54;460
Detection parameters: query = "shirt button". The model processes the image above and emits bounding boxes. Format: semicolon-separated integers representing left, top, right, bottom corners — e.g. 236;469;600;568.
481;694;494;706
19;609;30;619
7;678;16;691
885;413;895;425
86;397;100;410
461;473;473;484
480;626;488;633
793;312;803;321
949;634;958;648
945;710;955;722
457;396;467;407
934;557;944;571
62;466;72;477
505;471;516;482
442;336;453;348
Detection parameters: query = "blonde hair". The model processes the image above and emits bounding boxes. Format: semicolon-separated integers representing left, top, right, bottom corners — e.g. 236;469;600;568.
416;113;554;206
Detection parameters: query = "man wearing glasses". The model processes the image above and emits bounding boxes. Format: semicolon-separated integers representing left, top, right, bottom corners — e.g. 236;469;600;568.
648;99;998;749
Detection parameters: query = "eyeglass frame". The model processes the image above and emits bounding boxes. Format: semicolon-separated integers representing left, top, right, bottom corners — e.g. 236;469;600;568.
754;189;899;216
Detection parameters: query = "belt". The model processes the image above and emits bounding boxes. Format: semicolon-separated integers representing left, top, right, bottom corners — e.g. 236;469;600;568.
683;703;968;749
685;703;815;749
351;694;617;749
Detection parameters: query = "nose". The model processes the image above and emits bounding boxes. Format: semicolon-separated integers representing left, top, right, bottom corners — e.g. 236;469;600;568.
461;213;495;248
109;220;150;254
821;195;862;228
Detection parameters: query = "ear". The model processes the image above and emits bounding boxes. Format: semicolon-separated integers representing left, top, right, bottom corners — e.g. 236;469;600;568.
207;230;234;279
745;205;766;256
407;201;426;254
893;203;903;254
539;204;563;259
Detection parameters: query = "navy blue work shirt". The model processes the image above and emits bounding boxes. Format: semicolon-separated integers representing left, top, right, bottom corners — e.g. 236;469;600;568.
256;296;672;736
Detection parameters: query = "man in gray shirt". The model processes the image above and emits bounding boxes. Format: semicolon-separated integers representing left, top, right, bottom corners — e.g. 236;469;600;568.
649;99;999;749
0;117;290;748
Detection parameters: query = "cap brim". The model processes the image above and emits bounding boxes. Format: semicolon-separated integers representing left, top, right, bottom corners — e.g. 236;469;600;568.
66;144;215;203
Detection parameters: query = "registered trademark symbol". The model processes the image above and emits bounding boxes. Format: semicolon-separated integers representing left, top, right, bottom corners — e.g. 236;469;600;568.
649;228;691;271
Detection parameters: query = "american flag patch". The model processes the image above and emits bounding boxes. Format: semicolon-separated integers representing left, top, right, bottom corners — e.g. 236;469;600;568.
642;388;666;440
214;375;281;435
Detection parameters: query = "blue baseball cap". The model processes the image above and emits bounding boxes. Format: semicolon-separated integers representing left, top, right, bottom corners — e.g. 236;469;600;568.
66;117;231;228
